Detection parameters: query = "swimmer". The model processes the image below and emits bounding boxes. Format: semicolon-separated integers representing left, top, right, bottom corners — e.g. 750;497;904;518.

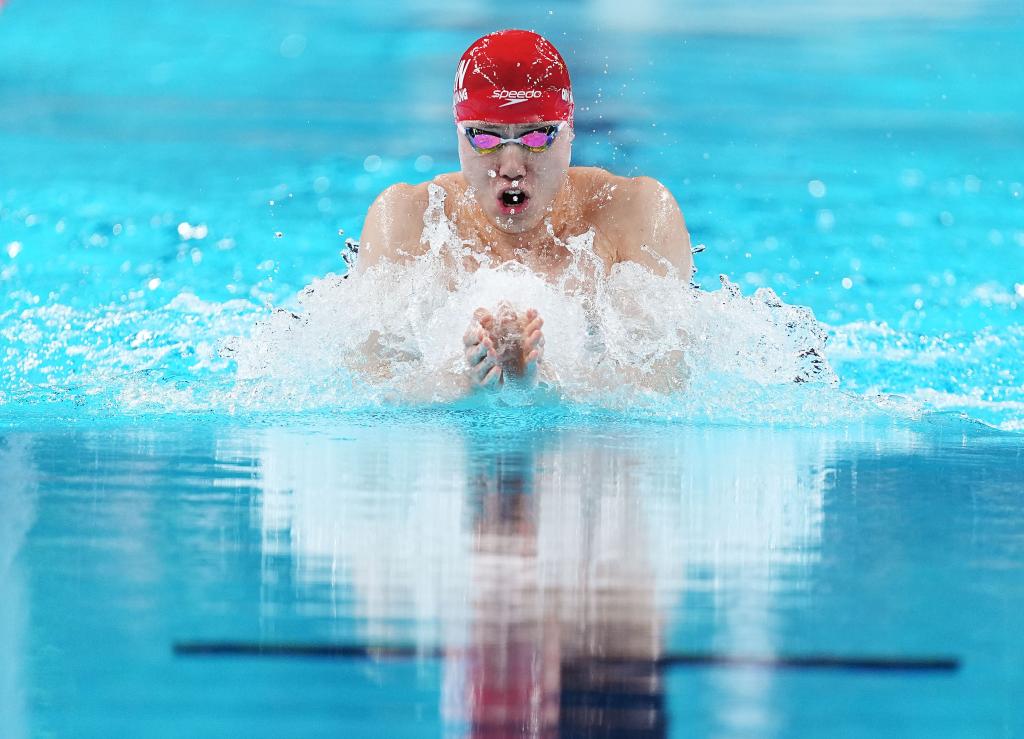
356;29;692;390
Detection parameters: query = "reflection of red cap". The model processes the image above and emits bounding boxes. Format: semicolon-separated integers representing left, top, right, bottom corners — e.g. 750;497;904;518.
453;29;574;126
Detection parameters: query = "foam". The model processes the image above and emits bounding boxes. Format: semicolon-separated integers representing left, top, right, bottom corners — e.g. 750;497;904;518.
225;184;850;422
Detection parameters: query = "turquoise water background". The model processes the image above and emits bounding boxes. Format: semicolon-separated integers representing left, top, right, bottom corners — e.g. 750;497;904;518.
1;0;1023;425
2;1;1024;737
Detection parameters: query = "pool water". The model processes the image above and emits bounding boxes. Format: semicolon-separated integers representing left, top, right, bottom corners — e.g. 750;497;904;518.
1;0;1023;736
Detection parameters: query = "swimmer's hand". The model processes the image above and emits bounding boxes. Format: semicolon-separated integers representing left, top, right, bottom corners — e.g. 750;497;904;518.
464;308;502;389
463;306;545;390
519;308;545;384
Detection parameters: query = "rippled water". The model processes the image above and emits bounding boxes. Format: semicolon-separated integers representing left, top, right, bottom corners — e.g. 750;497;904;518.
2;416;1023;737
2;0;1023;736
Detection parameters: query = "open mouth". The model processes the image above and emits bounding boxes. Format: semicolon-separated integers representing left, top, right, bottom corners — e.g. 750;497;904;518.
498;188;529;214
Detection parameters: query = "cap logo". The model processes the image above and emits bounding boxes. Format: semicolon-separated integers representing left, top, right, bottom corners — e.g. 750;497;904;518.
454;59;470;90
491;89;542;100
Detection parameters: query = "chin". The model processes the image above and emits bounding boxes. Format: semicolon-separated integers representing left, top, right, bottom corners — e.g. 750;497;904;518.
493;214;542;234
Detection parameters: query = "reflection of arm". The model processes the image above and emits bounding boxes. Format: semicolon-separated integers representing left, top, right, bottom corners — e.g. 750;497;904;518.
355;183;429;275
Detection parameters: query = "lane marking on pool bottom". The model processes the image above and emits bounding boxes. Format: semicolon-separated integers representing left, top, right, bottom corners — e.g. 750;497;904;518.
172;642;959;672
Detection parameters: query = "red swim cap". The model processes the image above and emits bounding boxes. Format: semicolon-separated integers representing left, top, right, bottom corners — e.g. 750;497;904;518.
453;29;574;126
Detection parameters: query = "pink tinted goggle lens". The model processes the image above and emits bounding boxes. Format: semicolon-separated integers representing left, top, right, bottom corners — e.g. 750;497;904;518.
463;125;561;153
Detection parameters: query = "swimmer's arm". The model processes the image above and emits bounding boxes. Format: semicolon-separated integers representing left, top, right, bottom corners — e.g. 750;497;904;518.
355;183;429;275
616;177;693;279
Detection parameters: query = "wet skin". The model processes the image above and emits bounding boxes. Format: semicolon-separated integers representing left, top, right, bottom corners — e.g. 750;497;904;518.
357;118;693;393
463;304;545;389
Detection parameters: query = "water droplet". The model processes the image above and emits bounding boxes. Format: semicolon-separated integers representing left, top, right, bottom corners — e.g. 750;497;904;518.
5;241;22;258
147;277;161;290
280;33;307;59
808;180;826;198
274;232;284;239
363;155;382;173
841;277;853;289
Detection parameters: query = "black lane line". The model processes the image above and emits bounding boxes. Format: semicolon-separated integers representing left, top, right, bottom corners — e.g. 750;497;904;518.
172;642;959;672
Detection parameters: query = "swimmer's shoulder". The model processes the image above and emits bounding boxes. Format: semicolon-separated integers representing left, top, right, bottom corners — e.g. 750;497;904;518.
571;167;680;219
357;176;464;273
570;167;645;238
570;167;692;275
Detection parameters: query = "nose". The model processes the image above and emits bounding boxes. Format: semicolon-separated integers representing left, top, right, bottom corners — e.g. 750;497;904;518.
496;144;527;181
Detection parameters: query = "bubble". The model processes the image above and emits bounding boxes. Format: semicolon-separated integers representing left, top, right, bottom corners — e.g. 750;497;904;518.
363;155;382;173
808;180;827;198
280;33;307;59
313;176;330;194
414;155;433;173
900;169;924;188
147;278;161;290
841;277;853;289
5;241;22;258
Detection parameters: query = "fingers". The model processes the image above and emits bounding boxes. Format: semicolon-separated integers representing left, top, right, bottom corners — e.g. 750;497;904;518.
464;336;487;364
524;330;544;355
480;364;502;388
473;307;494;328
473;351;501;387
464;307;494;347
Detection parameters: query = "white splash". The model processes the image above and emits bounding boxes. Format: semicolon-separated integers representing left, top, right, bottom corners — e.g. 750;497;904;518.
226;184;842;420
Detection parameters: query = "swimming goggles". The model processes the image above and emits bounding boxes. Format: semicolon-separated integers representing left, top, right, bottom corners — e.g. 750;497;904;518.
458;122;567;154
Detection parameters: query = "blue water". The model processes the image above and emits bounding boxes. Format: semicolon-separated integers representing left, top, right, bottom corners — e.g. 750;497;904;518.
1;0;1023;736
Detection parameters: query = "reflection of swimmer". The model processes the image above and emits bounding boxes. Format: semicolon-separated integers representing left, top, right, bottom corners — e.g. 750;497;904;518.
444;435;667;738
355;30;693;391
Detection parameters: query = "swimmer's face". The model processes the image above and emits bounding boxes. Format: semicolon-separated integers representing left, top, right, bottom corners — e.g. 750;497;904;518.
457;120;573;234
